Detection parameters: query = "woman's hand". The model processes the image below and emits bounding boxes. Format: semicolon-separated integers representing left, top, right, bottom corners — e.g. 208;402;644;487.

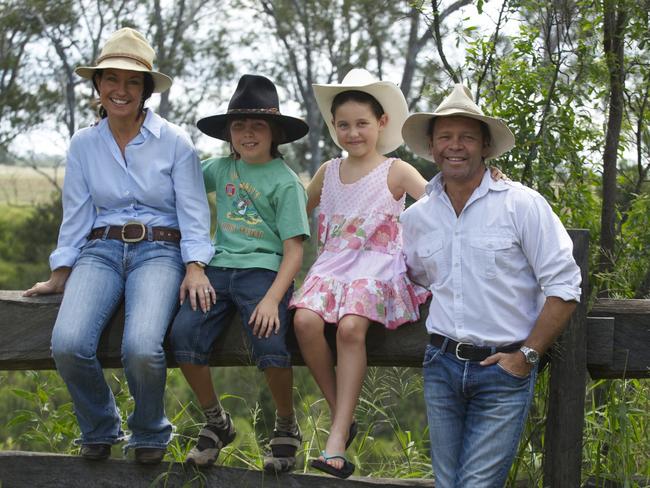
249;295;280;338
489;166;510;181
180;263;215;313
23;267;72;297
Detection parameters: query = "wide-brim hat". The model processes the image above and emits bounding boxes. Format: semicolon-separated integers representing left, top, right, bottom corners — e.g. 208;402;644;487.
197;74;309;144
402;84;515;161
313;68;408;155
75;28;172;93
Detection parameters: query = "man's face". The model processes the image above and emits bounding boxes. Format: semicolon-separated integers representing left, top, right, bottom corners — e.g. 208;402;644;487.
430;116;489;185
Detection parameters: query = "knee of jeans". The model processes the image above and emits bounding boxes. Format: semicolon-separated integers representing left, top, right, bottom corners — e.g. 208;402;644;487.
51;328;94;366
256;353;291;370
122;342;166;371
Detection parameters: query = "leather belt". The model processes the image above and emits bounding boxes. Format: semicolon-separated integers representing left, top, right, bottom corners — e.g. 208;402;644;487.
88;222;181;244
429;333;522;361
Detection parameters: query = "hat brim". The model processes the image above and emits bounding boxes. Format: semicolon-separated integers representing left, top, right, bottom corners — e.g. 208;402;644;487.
75;58;173;94
312;81;408;155
401;111;515;162
196;112;309;144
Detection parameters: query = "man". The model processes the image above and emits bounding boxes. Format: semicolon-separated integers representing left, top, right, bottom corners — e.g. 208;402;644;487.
400;84;582;487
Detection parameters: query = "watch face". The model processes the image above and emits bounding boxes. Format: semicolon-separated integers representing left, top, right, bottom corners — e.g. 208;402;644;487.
525;348;539;363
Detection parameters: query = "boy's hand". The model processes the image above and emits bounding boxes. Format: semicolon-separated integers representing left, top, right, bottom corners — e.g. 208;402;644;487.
249;296;281;338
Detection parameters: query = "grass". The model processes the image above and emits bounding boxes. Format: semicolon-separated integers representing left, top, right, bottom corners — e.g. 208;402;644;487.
0;165;63;206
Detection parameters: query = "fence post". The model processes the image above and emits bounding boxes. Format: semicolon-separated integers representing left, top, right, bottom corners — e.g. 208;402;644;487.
543;229;589;487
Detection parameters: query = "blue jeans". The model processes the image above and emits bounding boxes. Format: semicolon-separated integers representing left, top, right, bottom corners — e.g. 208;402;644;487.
170;267;292;370
51;238;184;449
423;342;537;488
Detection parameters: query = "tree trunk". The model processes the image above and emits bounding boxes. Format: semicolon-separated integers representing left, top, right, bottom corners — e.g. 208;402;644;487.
598;0;627;295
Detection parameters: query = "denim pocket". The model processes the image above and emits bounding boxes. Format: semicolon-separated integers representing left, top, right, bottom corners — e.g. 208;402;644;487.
422;344;442;367
495;362;531;380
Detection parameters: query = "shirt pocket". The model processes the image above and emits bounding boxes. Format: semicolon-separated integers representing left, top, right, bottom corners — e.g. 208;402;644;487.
469;236;513;280
416;234;448;284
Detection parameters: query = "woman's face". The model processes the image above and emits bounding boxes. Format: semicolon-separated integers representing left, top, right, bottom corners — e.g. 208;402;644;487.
97;68;145;122
229;118;274;164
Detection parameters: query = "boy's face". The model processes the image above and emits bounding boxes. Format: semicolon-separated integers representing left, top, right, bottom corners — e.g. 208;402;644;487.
229;118;273;164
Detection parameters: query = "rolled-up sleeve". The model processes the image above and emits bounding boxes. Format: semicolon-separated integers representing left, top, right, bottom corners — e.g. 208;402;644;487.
520;194;582;302
49;141;96;270
171;133;214;264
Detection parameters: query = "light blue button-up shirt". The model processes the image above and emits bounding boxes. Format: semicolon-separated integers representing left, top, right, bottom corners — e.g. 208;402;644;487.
401;169;581;346
49;109;214;270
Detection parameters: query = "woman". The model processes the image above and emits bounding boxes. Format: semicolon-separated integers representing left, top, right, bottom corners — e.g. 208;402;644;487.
23;28;214;464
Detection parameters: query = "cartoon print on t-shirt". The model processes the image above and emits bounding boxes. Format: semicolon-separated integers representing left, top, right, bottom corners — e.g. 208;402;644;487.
227;189;262;225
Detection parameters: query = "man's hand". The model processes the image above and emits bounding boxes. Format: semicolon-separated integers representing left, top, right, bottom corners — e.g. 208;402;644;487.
481;351;532;378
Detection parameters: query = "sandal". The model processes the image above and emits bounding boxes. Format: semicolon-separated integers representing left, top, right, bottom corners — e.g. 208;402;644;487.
310;451;355;479
346;420;358;449
185;412;236;467
263;429;302;473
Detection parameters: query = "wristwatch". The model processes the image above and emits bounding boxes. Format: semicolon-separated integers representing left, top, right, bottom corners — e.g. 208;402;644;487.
187;261;206;269
519;346;540;365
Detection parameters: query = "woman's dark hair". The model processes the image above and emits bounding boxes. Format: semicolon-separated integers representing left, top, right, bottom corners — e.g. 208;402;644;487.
92;69;155;119
227;116;284;160
427;116;491;147
330;90;384;119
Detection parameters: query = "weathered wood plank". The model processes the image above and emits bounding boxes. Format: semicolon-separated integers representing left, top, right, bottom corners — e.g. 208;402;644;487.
0;451;433;488
586;317;615;367
0;290;430;370
589;299;650;378
543;228;588;488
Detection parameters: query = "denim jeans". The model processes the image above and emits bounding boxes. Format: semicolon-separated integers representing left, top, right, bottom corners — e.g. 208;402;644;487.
170;267;292;370
423;342;538;488
51;238;184;449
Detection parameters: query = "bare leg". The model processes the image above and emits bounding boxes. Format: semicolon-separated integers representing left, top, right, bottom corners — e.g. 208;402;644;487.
178;363;218;409
293;309;337;415
264;367;294;418
325;314;370;469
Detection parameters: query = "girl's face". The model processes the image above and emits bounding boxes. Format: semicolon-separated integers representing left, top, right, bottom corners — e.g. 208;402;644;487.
97;68;145;122
229;118;273;164
333;100;387;159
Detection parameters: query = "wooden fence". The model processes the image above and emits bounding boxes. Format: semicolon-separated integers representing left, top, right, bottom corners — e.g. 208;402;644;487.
0;229;648;487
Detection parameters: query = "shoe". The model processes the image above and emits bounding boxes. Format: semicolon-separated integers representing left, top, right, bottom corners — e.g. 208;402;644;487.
346;421;358;449
263;428;302;473
185;412;236;467
80;443;111;461
134;447;166;465
310;451;355;479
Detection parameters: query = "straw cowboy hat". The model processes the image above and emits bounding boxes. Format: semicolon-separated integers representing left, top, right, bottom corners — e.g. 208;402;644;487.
402;84;515;161
313;68;409;155
197;74;309;144
75;28;172;93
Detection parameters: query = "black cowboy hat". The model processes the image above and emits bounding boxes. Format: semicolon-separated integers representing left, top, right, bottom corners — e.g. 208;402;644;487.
197;74;309;144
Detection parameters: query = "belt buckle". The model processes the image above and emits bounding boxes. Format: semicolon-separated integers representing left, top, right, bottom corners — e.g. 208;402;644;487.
121;221;146;243
455;342;473;361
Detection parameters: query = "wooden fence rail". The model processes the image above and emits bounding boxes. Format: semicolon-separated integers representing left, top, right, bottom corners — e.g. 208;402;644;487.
1;229;649;488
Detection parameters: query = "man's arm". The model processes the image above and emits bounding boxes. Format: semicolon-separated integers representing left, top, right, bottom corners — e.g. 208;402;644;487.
481;296;577;376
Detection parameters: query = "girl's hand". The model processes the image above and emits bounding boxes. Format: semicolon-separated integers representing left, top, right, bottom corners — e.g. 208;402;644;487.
489;166;510;181
180;263;215;313
249;296;280;338
23;267;71;296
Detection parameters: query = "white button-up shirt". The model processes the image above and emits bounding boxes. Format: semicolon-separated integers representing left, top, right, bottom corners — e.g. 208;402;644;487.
401;169;581;346
50;109;214;269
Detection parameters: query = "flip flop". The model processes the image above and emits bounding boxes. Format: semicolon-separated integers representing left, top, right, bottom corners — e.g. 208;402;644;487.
345;420;358;449
310;451;355;479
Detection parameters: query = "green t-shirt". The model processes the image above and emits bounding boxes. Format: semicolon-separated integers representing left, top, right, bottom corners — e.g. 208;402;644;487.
202;156;310;271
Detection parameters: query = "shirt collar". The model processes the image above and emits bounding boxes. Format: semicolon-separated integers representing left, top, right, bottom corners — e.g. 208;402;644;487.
425;167;510;197
96;109;162;140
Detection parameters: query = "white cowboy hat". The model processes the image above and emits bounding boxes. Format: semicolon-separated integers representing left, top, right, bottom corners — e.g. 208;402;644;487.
402;84;515;161
313;68;408;154
75;28;172;93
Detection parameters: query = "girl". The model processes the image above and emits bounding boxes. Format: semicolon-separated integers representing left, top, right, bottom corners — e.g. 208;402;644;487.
290;69;430;478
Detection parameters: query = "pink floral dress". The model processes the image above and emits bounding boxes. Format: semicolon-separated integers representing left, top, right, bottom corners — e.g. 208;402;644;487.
290;157;429;329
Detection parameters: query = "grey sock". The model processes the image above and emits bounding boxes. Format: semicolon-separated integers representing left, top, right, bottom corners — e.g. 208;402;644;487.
204;403;228;429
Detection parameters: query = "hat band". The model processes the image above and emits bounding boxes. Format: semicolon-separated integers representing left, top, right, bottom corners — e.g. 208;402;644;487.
227;108;280;115
96;53;153;71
